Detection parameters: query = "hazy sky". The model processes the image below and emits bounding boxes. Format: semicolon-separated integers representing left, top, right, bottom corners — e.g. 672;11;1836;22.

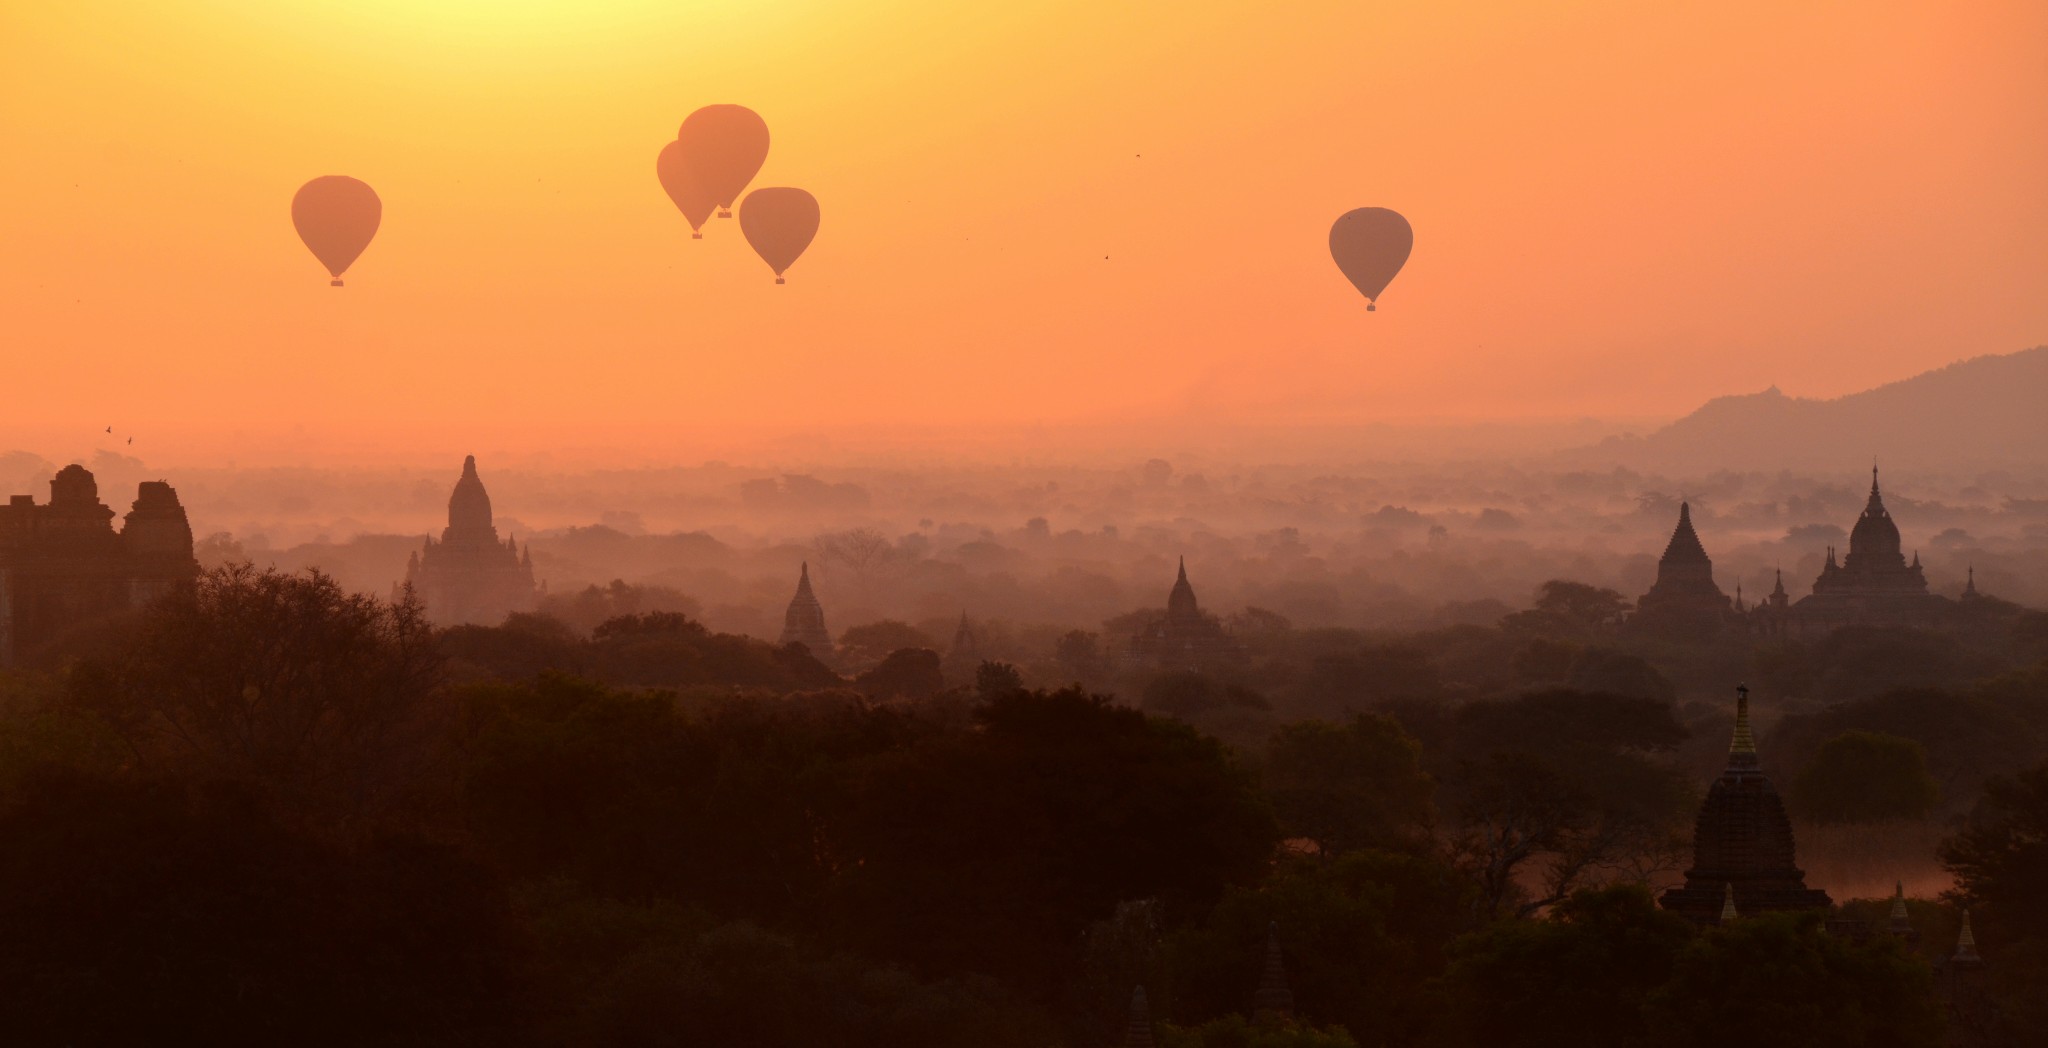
3;1;2043;466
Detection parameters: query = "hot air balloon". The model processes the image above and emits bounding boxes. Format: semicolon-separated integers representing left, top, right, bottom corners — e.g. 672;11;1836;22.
292;176;381;287
1328;207;1412;311
738;187;819;284
676;105;769;218
656;140;717;238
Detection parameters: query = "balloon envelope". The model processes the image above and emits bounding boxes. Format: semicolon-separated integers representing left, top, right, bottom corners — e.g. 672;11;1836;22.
656;140;717;236
676;105;769;215
1328;207;1412;309
292;176;381;286
738;187;820;283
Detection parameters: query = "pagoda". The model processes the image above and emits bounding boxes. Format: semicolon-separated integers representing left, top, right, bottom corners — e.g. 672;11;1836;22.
1790;466;1939;632
1659;684;1832;923
778;562;834;661
401;456;537;626
1126;558;1239;667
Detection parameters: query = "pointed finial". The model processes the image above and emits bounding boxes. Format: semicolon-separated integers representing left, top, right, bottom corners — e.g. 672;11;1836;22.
1720;882;1738;922
1177;555;1187;582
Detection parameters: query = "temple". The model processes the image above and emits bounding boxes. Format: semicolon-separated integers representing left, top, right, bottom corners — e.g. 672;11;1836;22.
398;456;538;626
1659;684;1832;923
0;465;198;664
1127;558;1239;667
1629;502;1737;637
779;562;834;661
1784;466;1941;633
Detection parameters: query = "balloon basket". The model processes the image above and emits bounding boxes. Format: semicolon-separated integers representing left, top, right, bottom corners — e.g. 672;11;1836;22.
330;279;344;287
719;209;733;218
692;233;703;240
775;277;786;284
1366;303;1375;312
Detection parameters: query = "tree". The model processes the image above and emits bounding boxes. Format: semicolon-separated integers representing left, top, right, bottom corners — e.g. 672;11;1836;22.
1286;645;1442;718
528;899;1048;1048
1159;1015;1358;1048
815;527;895;585
1165;851;1469;1048
539;580;702;636
1055;629;1105;681
854;648;945;700
975;661;1024;700
1645;910;1941;1048
65;565;446;825
829;688;1277;993
1792;731;1940;824
1501;581;1632;639
1263;716;1434;856
1564;648;1675;703
1442;885;1696;1048
840;620;936;667
0;769;529;1047
1940;760;2048;946
1441;690;1692;917
1939;759;2048;1048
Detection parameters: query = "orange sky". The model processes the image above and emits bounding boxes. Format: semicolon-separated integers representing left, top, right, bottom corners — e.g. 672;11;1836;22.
2;1;2044;467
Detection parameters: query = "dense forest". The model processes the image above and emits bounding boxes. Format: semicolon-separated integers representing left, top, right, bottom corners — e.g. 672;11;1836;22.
1;567;2044;1046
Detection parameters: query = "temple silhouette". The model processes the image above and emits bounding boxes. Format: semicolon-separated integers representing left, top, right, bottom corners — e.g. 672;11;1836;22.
778;562;833;661
397;456;538;626
1781;466;1942;632
1628;501;1740;637
1660;684;1832;923
0;465;197;664
1127;557;1240;667
1635;466;1985;638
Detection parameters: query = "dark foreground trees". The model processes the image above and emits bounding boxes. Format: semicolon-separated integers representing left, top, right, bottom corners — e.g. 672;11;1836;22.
0;770;527;1047
0;565;2009;1047
1445;886;1942;1048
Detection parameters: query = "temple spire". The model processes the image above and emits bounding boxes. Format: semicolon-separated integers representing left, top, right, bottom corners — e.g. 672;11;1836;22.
1888;882;1913;936
1123;986;1156;1048
1726;683;1758;772
1954;908;1979;963
1254;922;1295;1022
1720;882;1738;922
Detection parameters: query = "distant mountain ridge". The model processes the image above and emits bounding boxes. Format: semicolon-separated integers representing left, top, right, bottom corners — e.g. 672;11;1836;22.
1563;346;2048;473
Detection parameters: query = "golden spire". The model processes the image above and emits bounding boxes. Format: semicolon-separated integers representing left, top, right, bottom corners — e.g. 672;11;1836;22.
1724;684;1759;777
1720;882;1738;923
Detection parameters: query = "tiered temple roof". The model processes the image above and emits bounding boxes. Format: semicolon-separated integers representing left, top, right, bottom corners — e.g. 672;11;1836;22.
1631;502;1736;636
401;456;538;626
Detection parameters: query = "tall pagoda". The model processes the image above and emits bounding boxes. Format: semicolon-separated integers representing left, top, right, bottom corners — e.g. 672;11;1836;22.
778;562;833;661
1659;683;1832;923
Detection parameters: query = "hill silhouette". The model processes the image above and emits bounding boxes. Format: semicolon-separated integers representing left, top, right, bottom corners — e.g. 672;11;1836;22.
1563;346;2048;473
